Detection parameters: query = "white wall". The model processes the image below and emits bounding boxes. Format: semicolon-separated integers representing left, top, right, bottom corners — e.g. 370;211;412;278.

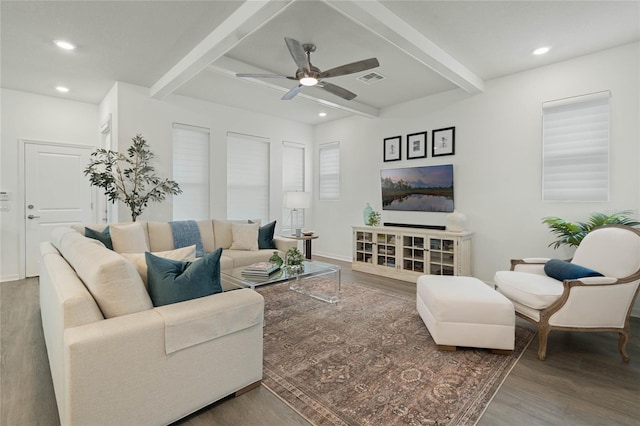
313;43;639;295
0;89;99;281
108;82;314;227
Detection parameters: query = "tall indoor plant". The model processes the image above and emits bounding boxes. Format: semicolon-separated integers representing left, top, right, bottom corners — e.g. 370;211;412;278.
542;210;640;249
84;134;182;222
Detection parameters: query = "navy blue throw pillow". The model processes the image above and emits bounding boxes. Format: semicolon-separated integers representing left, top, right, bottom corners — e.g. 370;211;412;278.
146;248;223;307
544;259;603;281
257;220;277;249
85;226;113;250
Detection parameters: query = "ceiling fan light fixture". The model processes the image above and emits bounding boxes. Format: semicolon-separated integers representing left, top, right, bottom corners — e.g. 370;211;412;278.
299;76;318;86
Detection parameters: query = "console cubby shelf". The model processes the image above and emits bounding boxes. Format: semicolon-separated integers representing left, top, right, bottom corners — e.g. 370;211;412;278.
352;225;473;283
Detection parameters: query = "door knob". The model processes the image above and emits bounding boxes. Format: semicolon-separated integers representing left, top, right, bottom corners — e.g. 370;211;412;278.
27;214;41;219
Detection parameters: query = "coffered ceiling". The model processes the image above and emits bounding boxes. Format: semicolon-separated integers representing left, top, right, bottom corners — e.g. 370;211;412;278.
2;1;638;125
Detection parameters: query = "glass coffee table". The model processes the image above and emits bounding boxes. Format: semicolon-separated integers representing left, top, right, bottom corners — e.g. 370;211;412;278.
221;260;341;303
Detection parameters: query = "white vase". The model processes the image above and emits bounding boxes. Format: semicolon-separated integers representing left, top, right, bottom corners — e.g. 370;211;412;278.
445;210;467;232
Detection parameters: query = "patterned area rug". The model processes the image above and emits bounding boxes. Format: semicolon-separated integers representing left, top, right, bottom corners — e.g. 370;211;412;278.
257;278;535;426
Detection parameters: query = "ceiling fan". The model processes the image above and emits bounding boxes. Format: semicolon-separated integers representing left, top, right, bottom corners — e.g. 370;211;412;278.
236;37;380;101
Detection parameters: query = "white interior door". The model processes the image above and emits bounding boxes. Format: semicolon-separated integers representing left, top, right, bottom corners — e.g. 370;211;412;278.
25;142;94;276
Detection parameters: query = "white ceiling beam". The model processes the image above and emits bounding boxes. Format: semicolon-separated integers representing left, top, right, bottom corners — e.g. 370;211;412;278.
208;56;379;118
150;0;294;99
325;0;484;94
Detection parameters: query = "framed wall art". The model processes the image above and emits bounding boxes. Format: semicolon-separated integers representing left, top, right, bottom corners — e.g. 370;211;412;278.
432;127;455;157
406;131;427;159
383;136;402;162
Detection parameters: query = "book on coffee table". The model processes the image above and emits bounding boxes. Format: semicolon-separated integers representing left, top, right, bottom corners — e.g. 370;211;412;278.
242;262;280;276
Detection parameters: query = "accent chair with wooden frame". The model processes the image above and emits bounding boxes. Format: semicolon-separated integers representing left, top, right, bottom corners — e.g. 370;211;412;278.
494;225;640;361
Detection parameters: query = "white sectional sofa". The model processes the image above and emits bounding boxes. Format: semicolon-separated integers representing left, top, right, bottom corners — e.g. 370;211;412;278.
40;219;296;426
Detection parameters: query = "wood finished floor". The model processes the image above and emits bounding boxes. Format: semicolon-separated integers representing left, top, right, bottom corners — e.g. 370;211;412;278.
2;257;639;426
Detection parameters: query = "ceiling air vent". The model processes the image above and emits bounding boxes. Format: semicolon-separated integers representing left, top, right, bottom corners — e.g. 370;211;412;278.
357;71;386;84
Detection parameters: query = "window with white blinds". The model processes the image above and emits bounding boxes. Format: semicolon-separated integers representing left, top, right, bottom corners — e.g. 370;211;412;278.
542;91;610;202
319;141;340;201
282;142;305;230
227;132;270;222
172;124;210;220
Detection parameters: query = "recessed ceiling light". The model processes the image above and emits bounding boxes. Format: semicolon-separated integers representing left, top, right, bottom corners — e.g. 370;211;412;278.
54;39;76;50
533;46;550;55
56;86;70;93
318;112;327;117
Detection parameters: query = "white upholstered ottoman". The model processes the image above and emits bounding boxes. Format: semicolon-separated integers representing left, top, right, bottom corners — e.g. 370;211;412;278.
416;275;515;353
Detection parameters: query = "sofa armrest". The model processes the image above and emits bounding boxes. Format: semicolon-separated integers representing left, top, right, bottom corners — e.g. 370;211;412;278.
155;289;263;354
274;236;298;252
62;290;264;426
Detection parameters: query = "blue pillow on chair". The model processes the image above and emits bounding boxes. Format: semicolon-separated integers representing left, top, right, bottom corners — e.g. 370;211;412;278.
544;259;603;281
85;226;113;250
146;248;223;307
257;220;277;249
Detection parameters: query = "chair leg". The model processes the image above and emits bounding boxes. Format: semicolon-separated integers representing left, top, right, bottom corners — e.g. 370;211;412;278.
537;325;550;361
618;330;631;363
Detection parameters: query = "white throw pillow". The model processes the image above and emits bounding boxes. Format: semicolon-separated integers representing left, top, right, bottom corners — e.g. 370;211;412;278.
229;223;259;251
121;245;196;289
213;219;260;249
110;222;149;253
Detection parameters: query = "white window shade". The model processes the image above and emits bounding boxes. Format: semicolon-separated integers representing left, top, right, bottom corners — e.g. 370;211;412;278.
282;142;305;230
542;91;610;202
172;124;210;220
227;132;270;222
319;142;340;201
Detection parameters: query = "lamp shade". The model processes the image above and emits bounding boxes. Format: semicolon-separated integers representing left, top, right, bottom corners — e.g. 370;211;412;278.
285;191;311;209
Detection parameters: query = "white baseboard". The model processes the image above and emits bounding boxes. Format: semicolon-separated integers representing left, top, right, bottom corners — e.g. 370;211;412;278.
1;274;20;283
313;251;352;263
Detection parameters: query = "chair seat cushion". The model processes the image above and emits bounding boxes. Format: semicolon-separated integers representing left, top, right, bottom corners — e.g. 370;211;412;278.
543;259;603;281
495;270;563;310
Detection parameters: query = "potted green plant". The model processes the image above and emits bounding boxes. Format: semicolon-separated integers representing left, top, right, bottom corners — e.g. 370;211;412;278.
366;210;381;226
284;247;305;274
84;134;182;222
542;210;640;249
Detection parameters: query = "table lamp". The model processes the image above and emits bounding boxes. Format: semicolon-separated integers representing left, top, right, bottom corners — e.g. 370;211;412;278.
285;191;311;236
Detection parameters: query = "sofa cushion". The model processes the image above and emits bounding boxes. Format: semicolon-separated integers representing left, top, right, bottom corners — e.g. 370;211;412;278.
229;223;259;251
257;221;277;249
53;228;153;318
544;259;603;281
494;270;564;310
146;248;223;307
85;226;113;250
110;222;150;253
222;249;274;267
121;245;196;289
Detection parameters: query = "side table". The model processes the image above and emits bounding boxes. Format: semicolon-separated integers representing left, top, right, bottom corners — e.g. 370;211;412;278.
282;234;319;259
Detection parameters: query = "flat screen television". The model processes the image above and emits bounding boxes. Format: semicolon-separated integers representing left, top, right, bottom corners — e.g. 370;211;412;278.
380;164;454;212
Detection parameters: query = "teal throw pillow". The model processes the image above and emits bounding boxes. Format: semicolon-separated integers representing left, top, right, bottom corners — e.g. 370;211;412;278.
544;259;603;281
146;248;223;307
257;220;277;249
85;226;113;250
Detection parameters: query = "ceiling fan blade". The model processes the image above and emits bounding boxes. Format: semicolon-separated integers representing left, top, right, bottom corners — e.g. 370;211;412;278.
284;37;310;73
319;58;380;79
236;73;289;79
281;85;303;100
317;81;357;100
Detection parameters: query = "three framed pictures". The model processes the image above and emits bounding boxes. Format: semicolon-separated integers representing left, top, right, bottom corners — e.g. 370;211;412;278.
383;127;455;161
